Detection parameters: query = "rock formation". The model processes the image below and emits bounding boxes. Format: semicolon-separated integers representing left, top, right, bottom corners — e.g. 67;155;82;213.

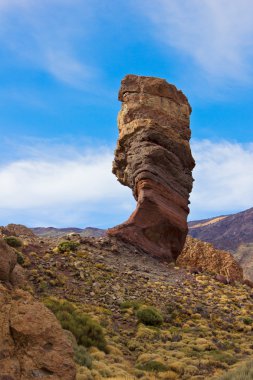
0;239;17;283
0;223;36;238
0;287;76;380
0;238;76;379
108;74;195;261
177;236;243;282
235;243;253;282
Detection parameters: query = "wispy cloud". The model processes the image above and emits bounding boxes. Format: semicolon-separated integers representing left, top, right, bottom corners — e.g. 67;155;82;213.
1;139;253;227
139;0;253;83
44;50;93;87
0;0;96;87
0;141;134;227
190;140;253;219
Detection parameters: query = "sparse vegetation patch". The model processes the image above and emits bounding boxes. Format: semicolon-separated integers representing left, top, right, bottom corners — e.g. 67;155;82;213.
4;235;22;248
136;306;164;326
57;241;80;253
44;297;107;352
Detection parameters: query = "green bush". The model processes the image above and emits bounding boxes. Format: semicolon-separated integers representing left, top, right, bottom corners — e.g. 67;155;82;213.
57;241;79;253
16;251;25;265
137;360;168;372
216;360;253;379
4;236;22;248
136;306;163;326
74;345;92;368
243;317;253;325
44;298;107;352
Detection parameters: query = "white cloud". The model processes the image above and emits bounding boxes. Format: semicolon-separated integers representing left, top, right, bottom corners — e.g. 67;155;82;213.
1;139;253;227
0;142;135;227
190;140;253;219
140;0;253;82
0;0;95;87
44;50;93;87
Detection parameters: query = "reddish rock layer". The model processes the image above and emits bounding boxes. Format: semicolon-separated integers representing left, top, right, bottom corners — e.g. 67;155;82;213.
108;75;195;260
177;236;243;282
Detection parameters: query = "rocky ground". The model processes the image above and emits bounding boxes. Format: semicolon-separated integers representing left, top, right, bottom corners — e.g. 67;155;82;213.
2;225;253;380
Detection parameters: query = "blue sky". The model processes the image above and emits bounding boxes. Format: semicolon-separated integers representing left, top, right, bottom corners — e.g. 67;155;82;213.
1;0;253;228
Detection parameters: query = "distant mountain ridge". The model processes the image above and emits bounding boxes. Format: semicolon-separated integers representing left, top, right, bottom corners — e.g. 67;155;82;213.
32;207;253;250
189;207;253;252
32;226;105;238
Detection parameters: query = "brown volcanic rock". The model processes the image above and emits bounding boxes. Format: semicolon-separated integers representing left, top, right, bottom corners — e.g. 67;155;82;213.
108;74;195;260
0;224;36;238
0;238;76;379
10;264;27;288
0;239;27;287
177;236;243;282
0;239;17;283
235;243;253;282
0;286;76;380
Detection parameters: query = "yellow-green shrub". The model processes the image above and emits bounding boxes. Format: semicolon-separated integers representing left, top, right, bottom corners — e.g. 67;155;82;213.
4;236;22;248
44;298;107;352
74;345;92;368
57;241;79;253
136;306;163;326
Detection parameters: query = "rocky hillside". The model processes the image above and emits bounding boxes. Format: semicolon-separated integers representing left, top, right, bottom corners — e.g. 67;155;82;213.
189;207;253;252
1;225;253;380
0;238;76;379
188;207;253;283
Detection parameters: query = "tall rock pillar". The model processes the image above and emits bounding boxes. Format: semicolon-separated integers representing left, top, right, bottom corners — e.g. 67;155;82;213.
108;75;195;261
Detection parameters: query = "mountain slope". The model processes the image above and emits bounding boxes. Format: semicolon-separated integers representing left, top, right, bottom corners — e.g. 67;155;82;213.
189;207;253;252
2;227;253;379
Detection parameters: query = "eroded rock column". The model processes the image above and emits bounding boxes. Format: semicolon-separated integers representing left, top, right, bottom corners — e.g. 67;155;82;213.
108;75;195;261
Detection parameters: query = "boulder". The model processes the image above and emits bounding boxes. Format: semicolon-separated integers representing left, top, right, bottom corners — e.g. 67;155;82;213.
108;74;195;261
9;264;27;288
0;239;17;283
177;236;243;282
0;237;76;379
0;285;76;380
